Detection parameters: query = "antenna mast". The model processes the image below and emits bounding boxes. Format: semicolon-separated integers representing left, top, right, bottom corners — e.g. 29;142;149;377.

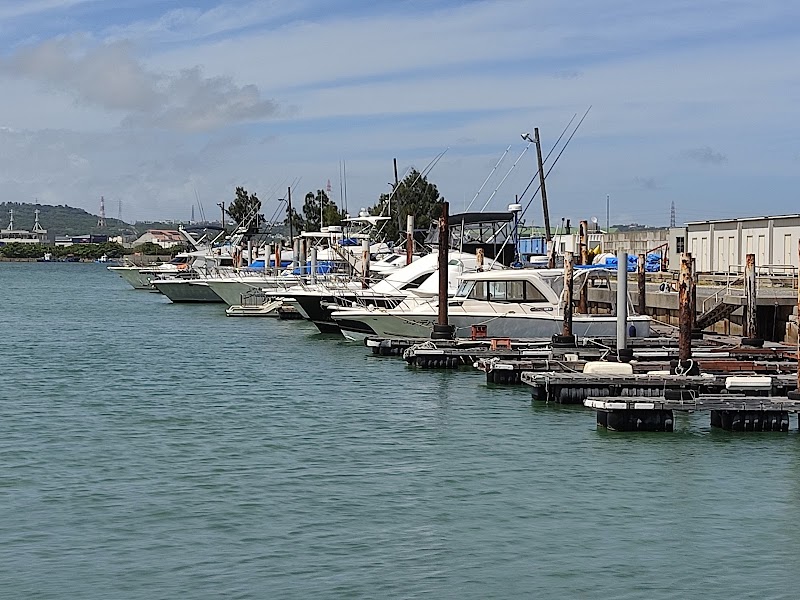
97;196;106;228
670;201;676;228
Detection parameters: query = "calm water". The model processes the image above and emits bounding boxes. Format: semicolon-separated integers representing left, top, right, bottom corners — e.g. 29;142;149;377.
2;262;800;598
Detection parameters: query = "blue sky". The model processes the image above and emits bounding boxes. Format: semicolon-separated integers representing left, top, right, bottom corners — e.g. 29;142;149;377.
0;0;798;226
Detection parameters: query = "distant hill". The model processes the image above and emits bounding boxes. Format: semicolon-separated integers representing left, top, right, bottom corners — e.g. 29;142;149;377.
0;202;136;237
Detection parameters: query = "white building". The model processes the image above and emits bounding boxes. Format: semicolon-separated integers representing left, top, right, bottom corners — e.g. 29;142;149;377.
681;214;800;274
0;208;48;245
131;229;184;249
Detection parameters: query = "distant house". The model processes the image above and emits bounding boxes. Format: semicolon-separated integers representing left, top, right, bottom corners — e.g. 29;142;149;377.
131;229;184;249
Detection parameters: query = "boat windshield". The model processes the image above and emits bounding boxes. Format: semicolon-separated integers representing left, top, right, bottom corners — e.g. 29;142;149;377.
537;273;564;297
456;280;475;298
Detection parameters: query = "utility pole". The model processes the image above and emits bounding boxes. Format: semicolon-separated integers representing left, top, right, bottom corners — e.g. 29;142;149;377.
533;128;551;243
218;202;225;234
606;194;610;233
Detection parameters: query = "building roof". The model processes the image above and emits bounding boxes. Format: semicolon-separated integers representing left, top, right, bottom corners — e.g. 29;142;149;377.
686;214;800;225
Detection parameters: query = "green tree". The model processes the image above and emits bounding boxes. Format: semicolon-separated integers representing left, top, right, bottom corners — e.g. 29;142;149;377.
297;190;346;232
370;169;442;241
226;187;261;231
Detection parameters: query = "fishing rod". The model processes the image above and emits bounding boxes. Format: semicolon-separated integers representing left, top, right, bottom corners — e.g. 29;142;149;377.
480;142;533;211
465;145;511;212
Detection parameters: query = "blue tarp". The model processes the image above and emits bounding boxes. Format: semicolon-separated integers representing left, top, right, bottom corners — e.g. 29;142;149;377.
591;253;662;272
292;260;337;275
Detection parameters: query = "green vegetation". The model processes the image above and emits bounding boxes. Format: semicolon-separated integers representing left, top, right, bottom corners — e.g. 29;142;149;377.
0;241;184;260
369;169;442;241
226;187;262;232
285;189;347;233
0;202;135;237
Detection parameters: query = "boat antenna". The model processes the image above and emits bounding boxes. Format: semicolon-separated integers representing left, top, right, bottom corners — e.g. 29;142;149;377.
465;145;511;212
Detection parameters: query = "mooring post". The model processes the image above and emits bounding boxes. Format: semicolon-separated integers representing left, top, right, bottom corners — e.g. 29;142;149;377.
309;246;318;284
406;215;414;266
580;220;589;266
674;252;699;374
616;251;631;360
361;238;370;289
265;244;272;273
789;241;800;401
690;257;698;331
637;253;647;315
431;201;454;340
245;240;252;267
743;253;762;346
554;251;576;346
275;243;281;275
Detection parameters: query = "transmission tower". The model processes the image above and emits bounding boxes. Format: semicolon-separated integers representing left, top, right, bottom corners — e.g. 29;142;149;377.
117;199;122;222
670;201;676;228
97;196;106;228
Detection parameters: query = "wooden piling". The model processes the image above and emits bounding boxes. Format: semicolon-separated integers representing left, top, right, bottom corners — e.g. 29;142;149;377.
690;257;697;331
637;253;647;315
675;252;697;373
362;238;370;289
562;251;575;342
265;244;272;272
790;240;800;400
744;253;758;341
431;201;454;339
580;220;589;266
275;243;281;274
406;215;414;266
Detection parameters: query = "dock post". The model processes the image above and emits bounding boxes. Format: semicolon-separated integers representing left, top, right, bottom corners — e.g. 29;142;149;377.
789;240;800;403
743;253;763;346
309;246;317;284
554;251;576;346
265;244;272;272
298;238;306;275
275;243;281;274
637;253;647;315
673;252;699;375
616;251;631;360
247;240;252;267
292;238;299;270
432;201;455;340
406;215;414;265
580;220;589;266
362;238;370;289
578;220;589;313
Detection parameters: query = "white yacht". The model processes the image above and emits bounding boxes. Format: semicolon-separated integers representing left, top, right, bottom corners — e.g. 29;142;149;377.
330;268;650;340
278;251;504;334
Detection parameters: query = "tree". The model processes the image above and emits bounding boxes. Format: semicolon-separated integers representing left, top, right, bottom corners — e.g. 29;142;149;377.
226;187;261;231
370;169;442;241
292;190;346;232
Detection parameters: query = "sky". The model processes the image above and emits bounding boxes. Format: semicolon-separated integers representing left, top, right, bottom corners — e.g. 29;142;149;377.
0;0;798;227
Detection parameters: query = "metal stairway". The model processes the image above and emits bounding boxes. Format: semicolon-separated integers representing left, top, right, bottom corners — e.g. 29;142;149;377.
695;299;737;330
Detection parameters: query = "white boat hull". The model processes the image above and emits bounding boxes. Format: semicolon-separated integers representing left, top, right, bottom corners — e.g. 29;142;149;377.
152;280;224;303
334;310;651;340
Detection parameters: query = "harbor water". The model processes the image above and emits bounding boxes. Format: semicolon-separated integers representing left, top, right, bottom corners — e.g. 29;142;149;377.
2;262;800;598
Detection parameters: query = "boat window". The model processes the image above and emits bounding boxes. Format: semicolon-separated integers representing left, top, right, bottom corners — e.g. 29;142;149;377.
524;281;548;302
456;280;475;297
488;281;507;301
402;273;432;290
470;281;487;300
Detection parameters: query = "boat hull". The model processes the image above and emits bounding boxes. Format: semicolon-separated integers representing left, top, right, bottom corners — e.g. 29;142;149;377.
333;310;651;340
152;280;224;303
